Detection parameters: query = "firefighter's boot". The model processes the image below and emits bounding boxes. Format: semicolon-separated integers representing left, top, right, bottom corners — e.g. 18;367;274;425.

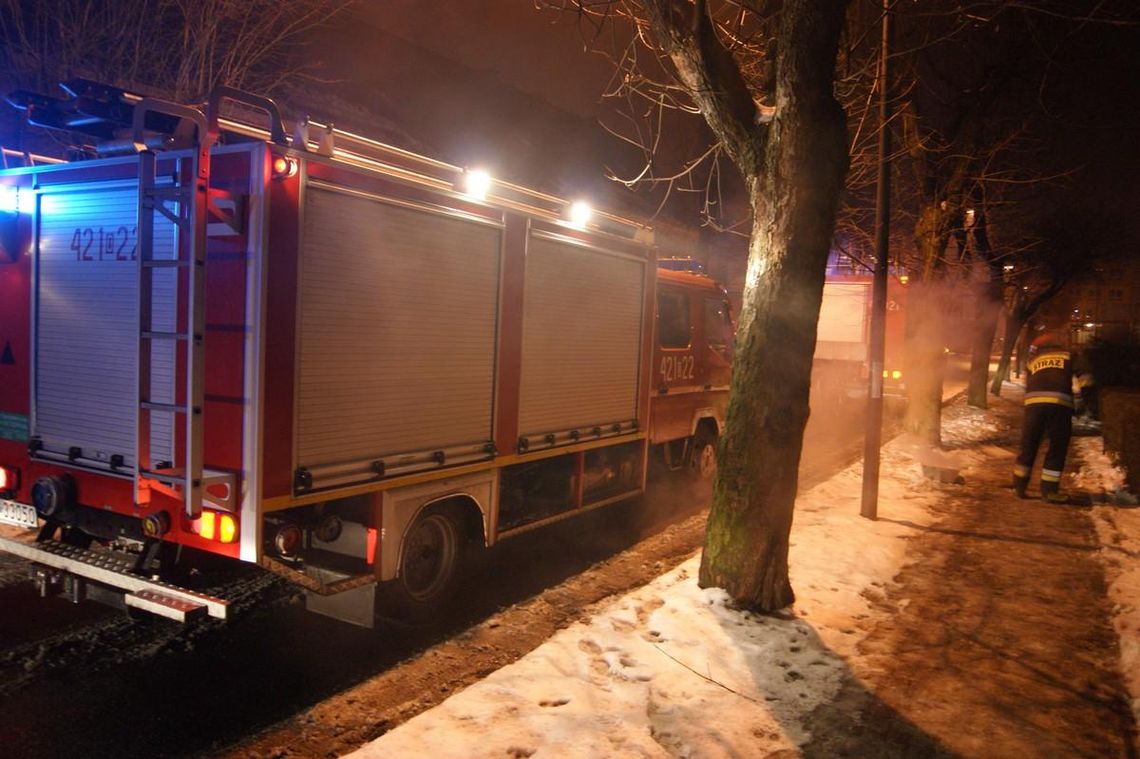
1040;480;1069;504
1012;475;1029;499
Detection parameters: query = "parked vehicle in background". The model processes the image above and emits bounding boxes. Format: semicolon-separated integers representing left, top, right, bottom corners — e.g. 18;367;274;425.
813;272;907;403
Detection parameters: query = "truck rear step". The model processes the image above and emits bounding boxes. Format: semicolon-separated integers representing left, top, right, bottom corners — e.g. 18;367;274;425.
125;589;209;622
0;535;227;620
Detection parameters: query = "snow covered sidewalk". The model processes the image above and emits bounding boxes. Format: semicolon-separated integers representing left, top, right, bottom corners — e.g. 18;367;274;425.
351;395;1138;758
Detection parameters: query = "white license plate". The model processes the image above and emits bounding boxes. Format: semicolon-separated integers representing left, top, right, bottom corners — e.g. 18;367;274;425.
0;499;38;529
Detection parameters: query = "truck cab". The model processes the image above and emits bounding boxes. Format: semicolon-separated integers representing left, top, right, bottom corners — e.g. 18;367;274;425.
648;265;734;480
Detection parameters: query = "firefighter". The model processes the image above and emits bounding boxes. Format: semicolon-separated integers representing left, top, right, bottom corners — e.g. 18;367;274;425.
1012;328;1075;503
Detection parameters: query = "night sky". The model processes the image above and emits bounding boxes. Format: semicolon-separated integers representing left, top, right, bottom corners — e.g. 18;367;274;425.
325;2;1140;253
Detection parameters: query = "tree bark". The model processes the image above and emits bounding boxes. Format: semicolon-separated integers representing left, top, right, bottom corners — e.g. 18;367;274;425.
968;290;1002;407
990;308;1025;395
902;202;952;446
902;279;946;445
967;211;1003;408
688;1;849;611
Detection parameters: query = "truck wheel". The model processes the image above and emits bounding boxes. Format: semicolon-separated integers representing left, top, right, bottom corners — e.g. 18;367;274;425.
386;505;464;622
689;429;718;482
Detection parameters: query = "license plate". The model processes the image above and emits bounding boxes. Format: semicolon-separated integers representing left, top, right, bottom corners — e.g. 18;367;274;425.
0;499;38;529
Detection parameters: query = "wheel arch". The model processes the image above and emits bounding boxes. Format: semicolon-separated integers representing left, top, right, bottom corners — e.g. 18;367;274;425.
379;471;493;583
404;494;485;545
687;415;721;480
691;411;721;439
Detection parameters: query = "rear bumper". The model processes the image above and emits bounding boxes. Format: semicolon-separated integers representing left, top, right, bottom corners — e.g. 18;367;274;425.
0;534;228;621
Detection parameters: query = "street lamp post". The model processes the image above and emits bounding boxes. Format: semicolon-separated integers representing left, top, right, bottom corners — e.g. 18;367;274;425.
861;0;892;521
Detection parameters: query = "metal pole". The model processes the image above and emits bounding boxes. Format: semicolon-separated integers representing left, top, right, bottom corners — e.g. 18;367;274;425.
861;0;892;520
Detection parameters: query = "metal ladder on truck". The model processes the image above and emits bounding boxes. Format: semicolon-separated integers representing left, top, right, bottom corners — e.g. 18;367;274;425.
132;99;213;519
132;88;285;519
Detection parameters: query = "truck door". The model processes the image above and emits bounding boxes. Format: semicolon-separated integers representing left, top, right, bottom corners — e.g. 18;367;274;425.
698;295;733;389
655;286;696;392
34;183;178;471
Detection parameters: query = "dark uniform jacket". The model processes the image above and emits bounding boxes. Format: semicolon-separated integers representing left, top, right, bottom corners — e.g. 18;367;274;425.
1025;342;1074;409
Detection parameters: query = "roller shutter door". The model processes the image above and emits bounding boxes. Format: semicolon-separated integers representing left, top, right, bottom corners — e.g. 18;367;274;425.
816;283;869;362
519;235;644;436
296;186;500;469
34;186;177;469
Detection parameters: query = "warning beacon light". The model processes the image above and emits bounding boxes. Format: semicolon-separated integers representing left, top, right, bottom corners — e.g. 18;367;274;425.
0;185;19;214
271;156;298;180
0;185;23;263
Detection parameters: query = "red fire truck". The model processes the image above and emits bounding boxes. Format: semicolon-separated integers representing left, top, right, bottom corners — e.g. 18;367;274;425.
0;82;730;626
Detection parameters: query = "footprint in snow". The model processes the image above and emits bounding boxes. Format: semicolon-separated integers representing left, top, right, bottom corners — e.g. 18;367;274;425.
539;697;570;707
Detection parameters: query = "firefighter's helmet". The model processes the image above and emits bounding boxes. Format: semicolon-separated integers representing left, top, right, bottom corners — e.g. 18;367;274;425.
1029;328;1063;355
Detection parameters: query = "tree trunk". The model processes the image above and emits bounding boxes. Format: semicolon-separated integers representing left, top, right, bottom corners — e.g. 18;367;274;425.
989;282;1059;395
696;1;849;612
967;212;1003;408
989;306;1025;395
990;317;1017;394
967;275;1004;406
902;201;951;446
967;301;1000;406
902;280;946;445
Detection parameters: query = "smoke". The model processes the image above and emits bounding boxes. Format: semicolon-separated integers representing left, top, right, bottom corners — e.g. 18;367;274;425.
900;273;999;434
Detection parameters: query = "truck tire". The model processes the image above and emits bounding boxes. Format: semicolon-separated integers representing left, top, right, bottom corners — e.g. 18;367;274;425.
384;504;464;622
689;428;718;482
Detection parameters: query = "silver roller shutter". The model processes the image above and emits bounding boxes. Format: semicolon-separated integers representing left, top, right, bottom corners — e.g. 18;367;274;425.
815;283;869;362
296;185;500;469
35;186;177;469
519;235;644;437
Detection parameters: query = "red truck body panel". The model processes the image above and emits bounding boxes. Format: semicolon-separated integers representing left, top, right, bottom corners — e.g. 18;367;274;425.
0;91;729;624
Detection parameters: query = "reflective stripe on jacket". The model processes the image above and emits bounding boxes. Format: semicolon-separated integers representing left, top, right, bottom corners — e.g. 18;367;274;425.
1025;349;1074;409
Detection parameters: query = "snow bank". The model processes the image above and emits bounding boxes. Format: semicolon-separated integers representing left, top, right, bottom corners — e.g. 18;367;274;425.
352;407;997;758
1080;436;1140;738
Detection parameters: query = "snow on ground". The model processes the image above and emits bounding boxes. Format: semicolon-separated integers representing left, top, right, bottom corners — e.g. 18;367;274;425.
352;405;1010;759
1078;435;1140;730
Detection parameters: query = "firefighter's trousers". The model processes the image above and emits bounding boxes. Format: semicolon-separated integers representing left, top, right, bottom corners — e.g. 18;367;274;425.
1015;403;1073;485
